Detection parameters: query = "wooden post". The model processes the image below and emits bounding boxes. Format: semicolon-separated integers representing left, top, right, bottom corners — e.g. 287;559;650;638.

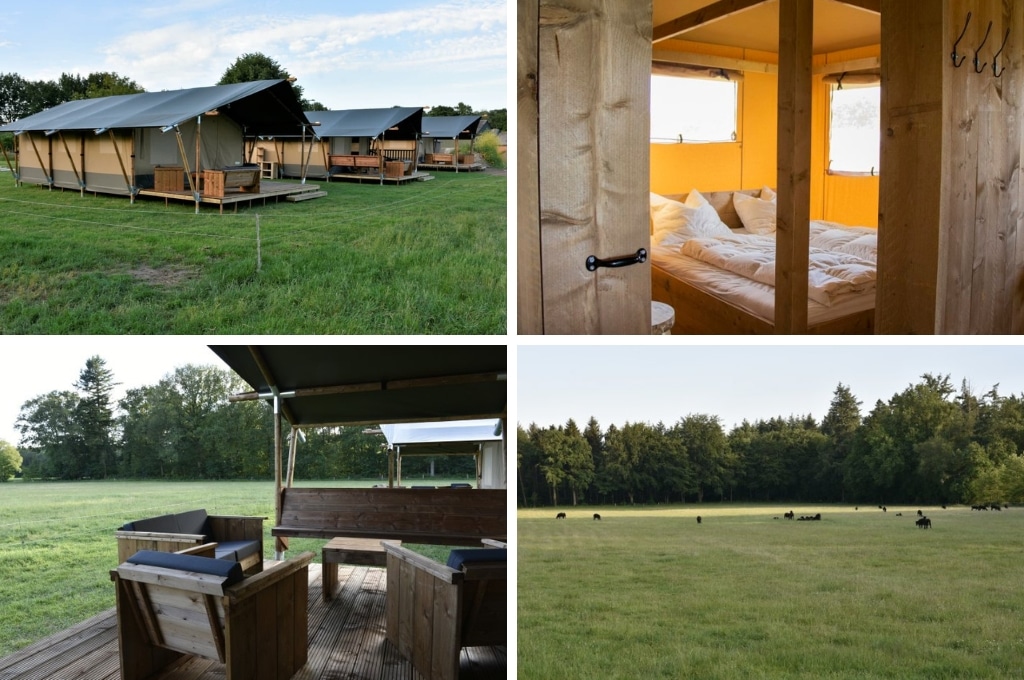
518;0;543;333
274;395;285;557
286;426;298;488
774;0;813;333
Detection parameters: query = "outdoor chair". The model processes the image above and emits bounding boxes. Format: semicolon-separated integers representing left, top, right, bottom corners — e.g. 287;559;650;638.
383;542;506;680
112;548;313;680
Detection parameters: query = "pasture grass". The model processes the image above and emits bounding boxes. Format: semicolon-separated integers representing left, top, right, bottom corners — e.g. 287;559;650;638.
0;478;468;658
0;170;505;333
518;504;1024;679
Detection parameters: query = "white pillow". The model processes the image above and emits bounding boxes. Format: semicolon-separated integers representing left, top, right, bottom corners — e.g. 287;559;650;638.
760;186;776;201
733;191;777;235
683;189;733;237
650;192;732;244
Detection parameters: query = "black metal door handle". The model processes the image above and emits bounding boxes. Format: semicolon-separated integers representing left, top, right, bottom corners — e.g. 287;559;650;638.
586;248;647;272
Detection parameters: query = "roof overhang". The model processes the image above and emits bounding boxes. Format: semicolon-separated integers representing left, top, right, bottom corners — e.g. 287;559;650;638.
211;345;507;427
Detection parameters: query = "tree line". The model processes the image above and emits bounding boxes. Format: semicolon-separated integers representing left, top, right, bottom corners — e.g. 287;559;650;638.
9;356;474;482
518;374;1024;507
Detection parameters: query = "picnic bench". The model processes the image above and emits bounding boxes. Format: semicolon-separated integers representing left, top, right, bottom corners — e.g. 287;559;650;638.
111;547;313;680
272;487;506;547
203;167;261;197
383;541;506;680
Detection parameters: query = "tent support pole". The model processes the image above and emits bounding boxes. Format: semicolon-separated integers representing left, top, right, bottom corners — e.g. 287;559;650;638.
26;133;52;188
107;130;134;203
273;394;285;558
195;116;202;214
501;415;507;488
387;447;394;488
0;143;18;182
396;445;402;487
173;127;200;212
57;132;85;196
287;425;298;488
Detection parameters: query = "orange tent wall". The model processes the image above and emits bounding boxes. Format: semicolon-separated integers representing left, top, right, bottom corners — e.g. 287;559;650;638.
650;42;879;227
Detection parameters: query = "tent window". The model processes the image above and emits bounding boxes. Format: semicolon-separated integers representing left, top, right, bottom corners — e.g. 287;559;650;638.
650;74;737;144
828;84;880;175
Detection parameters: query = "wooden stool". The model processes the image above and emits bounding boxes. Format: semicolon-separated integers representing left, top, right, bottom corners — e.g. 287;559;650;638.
322;537;398;601
652;301;675;334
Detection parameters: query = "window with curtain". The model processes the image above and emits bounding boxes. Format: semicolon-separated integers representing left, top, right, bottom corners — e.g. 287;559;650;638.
650;73;738;144
828;83;880;174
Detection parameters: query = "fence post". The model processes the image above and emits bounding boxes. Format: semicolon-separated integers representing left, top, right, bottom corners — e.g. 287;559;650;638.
256;214;262;272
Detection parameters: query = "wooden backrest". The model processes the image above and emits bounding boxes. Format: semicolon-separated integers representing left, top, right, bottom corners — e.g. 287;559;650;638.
276;487;506;545
663;188;766;230
459;562;507;647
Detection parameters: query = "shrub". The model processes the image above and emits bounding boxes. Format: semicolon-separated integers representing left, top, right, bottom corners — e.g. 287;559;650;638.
0;440;21;482
473;130;505;169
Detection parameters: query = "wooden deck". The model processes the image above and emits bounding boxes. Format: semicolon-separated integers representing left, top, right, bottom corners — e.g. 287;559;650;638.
0;563;505;680
325;171;433;185
138;180;326;213
416;163;485;173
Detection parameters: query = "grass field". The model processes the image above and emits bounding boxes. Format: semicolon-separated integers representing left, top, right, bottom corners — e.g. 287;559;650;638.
0;169;505;333
519;504;1024;679
0;479;469;658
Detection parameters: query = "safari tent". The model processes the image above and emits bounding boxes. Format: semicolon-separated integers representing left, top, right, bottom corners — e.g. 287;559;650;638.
0;80;311;204
519;0;1022;335
248;107;424;182
420;114;487;171
380;419;506;489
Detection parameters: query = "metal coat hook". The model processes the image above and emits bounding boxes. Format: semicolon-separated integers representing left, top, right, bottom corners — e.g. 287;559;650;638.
952;11;971;67
974;20;993;74
993;27;1010;77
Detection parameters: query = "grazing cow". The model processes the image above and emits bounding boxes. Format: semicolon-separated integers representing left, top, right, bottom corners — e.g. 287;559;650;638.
784;511;795;520
895;512;902;517
916;516;932;529
696;516;702;524
882;506;887;513
917;509;923;517
991;504;1002;511
593;513;601;521
556;512;566;519
941;504;947;509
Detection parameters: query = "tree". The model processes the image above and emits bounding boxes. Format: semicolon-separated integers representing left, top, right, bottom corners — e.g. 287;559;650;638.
482;108;506;133
0;440;21;481
428;103;474;117
0;73;30;125
679;414;731;502
561;419;594;506
16;390;82;479
74;356;118;478
218;53;322;110
819;383;862;500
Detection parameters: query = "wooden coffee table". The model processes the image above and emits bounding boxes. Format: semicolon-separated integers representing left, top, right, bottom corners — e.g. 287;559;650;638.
322;537;398;601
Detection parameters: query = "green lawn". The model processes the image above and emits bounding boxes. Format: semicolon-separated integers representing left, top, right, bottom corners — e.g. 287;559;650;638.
519;504;1024;679
0;170;505;333
0;479;468;658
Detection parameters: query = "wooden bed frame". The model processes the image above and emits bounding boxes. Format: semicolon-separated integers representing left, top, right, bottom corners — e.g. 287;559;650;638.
651;189;875;335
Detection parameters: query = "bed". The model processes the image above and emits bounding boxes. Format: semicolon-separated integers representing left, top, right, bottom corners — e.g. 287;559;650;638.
650;189;876;335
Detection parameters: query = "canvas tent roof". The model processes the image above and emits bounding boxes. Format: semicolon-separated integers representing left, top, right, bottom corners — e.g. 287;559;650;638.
0;80;309;136
381;419;501;455
305;107;423;140
421;115;485;140
209;345;507;427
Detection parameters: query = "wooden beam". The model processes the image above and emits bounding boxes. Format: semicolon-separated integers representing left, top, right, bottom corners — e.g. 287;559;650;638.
653;49;777;74
812;56;880;76
774;0;813;334
653;0;771;43
831;0;880;14
517;0;542;333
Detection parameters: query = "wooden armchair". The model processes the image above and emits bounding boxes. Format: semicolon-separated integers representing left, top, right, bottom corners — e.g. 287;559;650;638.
383;542;506;680
116;509;264;574
112;549;313;680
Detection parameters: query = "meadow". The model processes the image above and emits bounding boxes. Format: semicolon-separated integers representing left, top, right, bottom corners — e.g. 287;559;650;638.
0;479;466;658
518;504;1024;679
0;169;505;333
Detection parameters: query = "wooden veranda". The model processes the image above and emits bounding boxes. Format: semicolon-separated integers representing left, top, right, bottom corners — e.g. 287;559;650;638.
0;563;506;680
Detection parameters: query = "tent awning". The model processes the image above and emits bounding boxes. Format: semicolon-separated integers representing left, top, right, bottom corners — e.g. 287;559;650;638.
0;80;310;137
210;345;507;427
381;419;501;455
301;107;423;140
421;115;485;139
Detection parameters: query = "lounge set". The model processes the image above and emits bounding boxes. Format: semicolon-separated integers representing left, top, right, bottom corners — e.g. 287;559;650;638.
113;506;505;679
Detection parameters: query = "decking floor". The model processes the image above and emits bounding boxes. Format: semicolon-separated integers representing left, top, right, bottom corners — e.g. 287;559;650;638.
138;180;324;212
0;564;506;680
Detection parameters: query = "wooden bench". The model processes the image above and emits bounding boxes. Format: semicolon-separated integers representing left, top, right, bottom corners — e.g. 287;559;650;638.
383;542;506;680
328;154;382;172
112;548;313;680
203;167;261;197
429;153;455;165
116;510;264;574
272;487;506;547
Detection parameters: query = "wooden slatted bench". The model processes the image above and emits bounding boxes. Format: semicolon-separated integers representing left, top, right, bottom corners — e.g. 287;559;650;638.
203;167;261;197
272;487;507;548
328;154;382;172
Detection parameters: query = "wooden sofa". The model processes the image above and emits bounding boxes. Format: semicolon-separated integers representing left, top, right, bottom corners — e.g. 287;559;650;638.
116;508;264;574
328;154;383;173
112;547;313;680
383;542;506;680
203;167;261;197
272;487;506;548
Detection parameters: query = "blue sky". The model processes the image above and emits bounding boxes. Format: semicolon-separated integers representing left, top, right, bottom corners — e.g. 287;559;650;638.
0;0;507;111
517;344;1024;432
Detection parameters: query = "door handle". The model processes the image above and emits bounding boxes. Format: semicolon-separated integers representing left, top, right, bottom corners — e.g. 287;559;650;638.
585;248;647;272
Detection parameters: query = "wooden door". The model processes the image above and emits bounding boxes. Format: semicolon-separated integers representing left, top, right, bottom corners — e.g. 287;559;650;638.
518;0;653;334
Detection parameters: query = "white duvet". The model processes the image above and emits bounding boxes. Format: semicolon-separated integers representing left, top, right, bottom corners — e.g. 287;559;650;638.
679;221;877;307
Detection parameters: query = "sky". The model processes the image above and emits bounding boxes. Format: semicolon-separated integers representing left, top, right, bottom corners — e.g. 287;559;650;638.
517;343;1024;433
0;0;507;112
0;338;221;446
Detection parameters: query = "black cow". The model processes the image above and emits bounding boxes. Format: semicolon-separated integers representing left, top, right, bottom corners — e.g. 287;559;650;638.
696;516;702;524
556;512;566;519
593;513;601;521
784;511;795;520
917;509;923;517
916;516;932;529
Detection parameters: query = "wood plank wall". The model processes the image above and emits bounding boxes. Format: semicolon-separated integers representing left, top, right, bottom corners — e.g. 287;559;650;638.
879;0;1024;333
